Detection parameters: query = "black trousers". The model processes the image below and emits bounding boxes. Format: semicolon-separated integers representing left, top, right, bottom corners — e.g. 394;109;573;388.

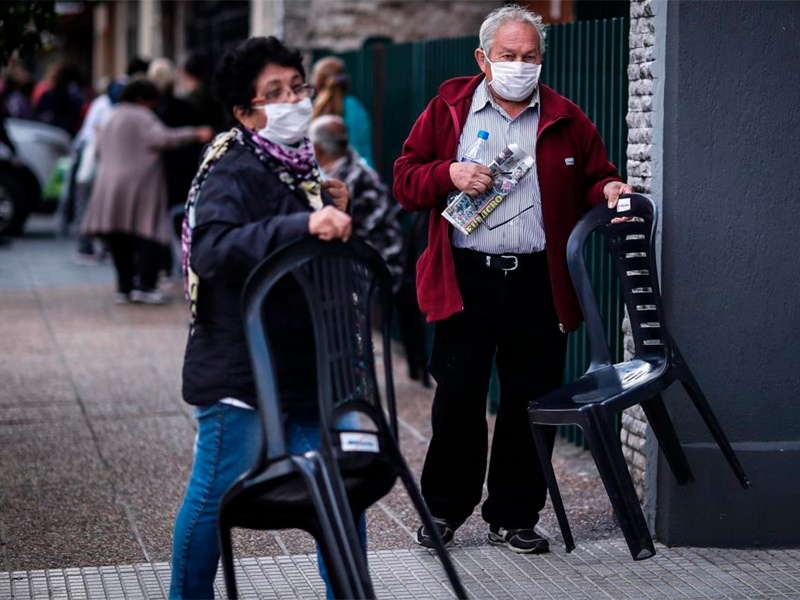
420;248;568;529
106;233;163;294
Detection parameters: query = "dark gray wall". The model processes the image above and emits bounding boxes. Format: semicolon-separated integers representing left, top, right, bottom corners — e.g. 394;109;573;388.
658;0;800;547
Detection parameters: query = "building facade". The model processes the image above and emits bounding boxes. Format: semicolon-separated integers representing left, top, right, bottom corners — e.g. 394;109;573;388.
89;0;586;81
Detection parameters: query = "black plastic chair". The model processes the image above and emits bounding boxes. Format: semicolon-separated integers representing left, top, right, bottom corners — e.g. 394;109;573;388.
527;194;750;561
217;237;467;599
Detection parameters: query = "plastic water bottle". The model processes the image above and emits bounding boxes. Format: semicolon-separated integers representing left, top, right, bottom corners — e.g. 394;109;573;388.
446;130;489;204
460;130;489;165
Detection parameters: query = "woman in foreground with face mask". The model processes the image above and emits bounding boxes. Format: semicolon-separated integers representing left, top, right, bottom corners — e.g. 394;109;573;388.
171;37;357;600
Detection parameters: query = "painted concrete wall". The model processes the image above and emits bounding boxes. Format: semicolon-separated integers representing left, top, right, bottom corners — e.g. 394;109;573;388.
657;0;800;546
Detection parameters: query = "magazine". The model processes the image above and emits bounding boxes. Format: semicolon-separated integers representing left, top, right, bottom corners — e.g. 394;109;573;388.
442;143;535;235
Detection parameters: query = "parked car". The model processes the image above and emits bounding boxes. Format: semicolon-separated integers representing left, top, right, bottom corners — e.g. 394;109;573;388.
0;118;72;235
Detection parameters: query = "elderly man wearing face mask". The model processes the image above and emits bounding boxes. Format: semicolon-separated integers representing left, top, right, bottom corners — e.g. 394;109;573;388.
394;6;632;554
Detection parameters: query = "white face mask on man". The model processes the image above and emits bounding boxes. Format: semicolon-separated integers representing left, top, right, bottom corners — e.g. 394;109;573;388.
484;57;541;102
257;97;313;145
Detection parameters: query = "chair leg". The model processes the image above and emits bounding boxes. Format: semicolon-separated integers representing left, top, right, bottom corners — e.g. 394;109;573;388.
217;517;238;600
639;394;694;486
531;423;576;552
383;435;469;599
299;462;364;599
307;455;375;598
317;453;376;597
583;409;656;561
677;372;751;489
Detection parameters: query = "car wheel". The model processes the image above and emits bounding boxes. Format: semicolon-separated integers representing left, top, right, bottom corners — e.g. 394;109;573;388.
0;175;29;235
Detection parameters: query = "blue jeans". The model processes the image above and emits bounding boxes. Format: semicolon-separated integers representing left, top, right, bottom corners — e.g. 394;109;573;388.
170;402;367;599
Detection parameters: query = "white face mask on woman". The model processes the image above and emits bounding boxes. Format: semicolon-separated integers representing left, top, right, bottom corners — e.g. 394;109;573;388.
257;97;313;145
485;57;541;102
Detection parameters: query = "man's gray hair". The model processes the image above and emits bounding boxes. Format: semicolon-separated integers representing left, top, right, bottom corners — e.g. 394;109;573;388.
479;5;547;57
147;58;177;94
309;115;349;158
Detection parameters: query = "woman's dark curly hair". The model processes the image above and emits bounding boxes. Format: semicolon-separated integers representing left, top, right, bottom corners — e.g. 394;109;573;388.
212;37;305;116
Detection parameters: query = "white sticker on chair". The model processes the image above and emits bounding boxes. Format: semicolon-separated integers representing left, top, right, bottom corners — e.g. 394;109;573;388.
617;197;631;212
340;432;380;453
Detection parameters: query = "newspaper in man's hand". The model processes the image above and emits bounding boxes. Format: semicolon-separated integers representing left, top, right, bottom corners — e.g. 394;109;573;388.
442;143;535;235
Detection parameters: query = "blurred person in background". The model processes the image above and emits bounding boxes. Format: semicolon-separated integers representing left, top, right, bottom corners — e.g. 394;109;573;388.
66;80;113;265
30;62;57;107
181;53;225;133
35;62;86;136
310;114;428;386
0;86;17;246
81;79;212;304
172;36;356;600
149;57;201;207
310;56;374;167
62;56;150;250
0;82;18;154
68;76;119;260
310;114;402;290
2;63;35;120
126;57;150;78
106;56;151;104
148;57;202;275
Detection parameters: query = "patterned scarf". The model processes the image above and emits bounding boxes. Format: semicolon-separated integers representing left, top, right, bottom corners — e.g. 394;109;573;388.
249;132;318;180
181;125;323;327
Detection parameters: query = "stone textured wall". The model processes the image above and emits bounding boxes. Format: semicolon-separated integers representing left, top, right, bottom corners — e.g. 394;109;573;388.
282;0;503;52
622;0;657;503
627;0;655;192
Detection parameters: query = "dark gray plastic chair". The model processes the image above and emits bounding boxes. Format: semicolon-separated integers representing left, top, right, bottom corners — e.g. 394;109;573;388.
218;237;467;599
527;194;750;561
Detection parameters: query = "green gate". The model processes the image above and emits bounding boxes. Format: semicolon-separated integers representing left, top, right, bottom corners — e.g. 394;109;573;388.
316;18;629;447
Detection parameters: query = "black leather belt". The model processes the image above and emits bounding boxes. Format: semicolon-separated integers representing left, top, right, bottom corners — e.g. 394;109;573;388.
454;248;544;272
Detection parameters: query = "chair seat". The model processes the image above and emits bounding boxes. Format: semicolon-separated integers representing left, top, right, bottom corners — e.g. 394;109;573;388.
224;456;399;531
529;358;669;415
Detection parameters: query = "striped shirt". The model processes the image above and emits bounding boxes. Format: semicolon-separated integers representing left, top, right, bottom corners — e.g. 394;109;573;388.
452;80;546;254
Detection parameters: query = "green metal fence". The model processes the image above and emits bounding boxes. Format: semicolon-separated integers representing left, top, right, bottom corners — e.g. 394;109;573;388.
316;18;629;447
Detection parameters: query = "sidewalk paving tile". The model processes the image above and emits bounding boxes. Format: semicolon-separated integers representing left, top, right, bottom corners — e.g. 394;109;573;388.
5;534;797;599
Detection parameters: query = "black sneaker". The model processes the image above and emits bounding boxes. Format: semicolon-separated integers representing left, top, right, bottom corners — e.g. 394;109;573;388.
415;517;460;548
488;525;549;554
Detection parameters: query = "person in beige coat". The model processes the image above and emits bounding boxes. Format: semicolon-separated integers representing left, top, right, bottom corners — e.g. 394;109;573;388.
82;78;212;304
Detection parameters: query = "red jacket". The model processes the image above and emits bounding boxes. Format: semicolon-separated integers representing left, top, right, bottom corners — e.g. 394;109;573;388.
393;74;621;331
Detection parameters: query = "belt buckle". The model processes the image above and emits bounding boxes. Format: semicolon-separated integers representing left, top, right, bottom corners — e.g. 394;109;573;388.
500;254;518;271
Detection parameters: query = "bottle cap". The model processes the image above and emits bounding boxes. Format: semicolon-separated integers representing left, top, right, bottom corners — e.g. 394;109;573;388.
477;130;489;140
